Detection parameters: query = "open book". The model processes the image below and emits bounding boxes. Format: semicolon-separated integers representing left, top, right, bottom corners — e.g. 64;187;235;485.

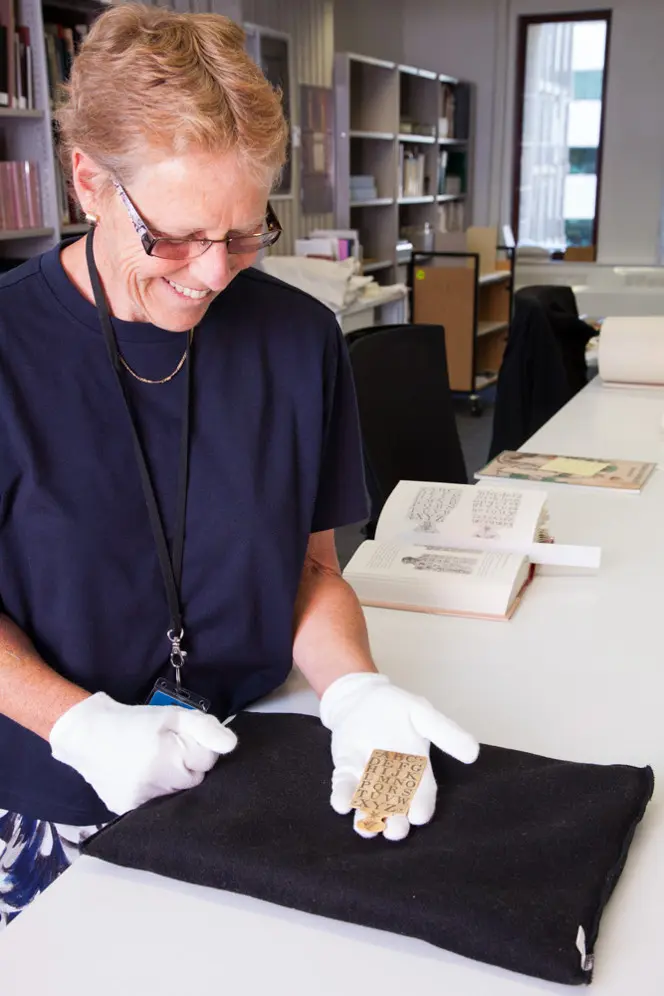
343;482;558;621
344;543;532;620
598;316;664;388
344;480;602;620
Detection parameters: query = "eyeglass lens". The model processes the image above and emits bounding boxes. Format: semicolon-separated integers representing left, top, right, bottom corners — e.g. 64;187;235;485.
151;230;281;260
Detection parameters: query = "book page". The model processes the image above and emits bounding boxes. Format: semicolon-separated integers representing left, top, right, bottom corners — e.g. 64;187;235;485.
375;480;547;549
375;483;464;541
343;541;529;617
364;542;483;577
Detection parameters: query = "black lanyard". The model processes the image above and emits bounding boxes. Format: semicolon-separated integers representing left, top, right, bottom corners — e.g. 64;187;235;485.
85;231;192;687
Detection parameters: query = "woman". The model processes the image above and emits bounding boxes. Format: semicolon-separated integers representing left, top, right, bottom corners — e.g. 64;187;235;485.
0;5;478;927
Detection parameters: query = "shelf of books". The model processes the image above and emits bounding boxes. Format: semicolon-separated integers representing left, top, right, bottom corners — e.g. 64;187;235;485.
0;0;100;270
334;51;473;285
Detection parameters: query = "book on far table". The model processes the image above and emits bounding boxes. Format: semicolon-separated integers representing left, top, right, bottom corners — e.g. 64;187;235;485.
476;451;656;493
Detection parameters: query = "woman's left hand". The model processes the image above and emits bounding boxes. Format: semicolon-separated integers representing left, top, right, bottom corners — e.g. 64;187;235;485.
320;673;479;841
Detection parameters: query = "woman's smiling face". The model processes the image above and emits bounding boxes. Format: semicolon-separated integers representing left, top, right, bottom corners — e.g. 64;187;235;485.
73;149;272;331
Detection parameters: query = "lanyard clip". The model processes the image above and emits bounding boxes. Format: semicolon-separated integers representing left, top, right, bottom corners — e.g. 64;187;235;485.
167;628;187;688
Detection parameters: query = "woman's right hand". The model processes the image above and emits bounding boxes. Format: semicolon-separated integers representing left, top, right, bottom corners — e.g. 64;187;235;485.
49;692;237;815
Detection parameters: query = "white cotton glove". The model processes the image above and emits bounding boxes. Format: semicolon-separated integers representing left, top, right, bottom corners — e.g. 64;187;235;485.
320;673;479;841
49;692;237;816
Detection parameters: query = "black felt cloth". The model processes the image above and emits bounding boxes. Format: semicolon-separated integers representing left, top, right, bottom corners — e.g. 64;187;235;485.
85;712;653;986
488;296;572;460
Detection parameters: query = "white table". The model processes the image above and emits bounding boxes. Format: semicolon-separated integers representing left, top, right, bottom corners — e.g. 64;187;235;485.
2;379;664;995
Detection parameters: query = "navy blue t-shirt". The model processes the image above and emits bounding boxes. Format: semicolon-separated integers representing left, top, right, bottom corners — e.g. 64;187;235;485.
0;243;368;825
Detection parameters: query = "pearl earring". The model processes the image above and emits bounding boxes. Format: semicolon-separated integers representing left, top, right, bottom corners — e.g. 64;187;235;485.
84;212;99;225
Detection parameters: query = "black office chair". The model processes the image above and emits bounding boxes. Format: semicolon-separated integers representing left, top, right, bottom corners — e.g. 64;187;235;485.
516;285;594;395
488;296;571;460
516;284;579;318
346;323;467;532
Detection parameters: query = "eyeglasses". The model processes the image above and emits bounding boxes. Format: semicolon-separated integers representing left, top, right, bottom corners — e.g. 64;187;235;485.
113;181;282;261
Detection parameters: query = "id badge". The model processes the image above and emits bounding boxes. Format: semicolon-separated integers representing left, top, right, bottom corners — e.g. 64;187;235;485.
146;677;210;713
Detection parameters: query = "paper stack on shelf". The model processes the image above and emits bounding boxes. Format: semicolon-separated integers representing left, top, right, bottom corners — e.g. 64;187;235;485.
259;255;373;312
350;174;378;202
295;238;338;260
308;228;361;260
400;118;435;137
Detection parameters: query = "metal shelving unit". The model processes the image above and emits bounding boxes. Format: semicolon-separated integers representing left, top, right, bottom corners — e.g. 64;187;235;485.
334;51;473;286
408;239;516;415
0;0;101;261
0;226;54;240
0;108;44;119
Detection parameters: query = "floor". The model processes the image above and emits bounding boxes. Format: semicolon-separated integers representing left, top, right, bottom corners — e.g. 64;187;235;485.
334;399;495;568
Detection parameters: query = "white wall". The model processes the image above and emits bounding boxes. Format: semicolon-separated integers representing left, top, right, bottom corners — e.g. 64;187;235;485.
404;0;664;266
403;0;504;230
333;0;405;63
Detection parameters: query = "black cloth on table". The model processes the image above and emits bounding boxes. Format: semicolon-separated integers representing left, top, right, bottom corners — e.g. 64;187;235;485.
516;285;594;396
85;711;653;987
489;295;572;459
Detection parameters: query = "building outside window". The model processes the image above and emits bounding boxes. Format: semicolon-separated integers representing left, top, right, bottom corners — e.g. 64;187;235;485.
513;12;611;257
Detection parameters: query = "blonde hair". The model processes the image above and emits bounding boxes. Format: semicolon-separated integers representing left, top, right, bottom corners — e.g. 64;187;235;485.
56;4;288;188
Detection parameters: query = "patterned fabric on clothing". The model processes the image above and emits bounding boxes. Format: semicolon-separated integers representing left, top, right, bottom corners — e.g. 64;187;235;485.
0;809;103;928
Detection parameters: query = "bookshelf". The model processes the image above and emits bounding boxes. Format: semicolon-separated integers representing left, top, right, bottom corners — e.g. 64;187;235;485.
0;0;101;264
408;229;515;415
0;107;43;117
0;224;52;239
334;51;473;285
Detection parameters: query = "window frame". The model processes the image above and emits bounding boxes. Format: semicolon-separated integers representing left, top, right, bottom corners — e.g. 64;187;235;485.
511;9;613;259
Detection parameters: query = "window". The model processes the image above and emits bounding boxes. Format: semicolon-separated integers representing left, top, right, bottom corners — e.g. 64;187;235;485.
512;11;611;258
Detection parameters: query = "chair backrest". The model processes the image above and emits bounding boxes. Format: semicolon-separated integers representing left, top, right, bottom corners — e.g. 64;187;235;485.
516;285;593;395
517;284;579;318
488;296;570;460
346;323;467;524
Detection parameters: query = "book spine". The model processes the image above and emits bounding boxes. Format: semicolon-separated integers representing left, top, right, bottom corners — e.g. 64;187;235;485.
0;25;7;106
9;161;28;228
62;27;75;78
25;38;32;109
44;29;59;108
0;162;17;229
14;30;25;110
18;25;30;110
24;161;42;227
0;0;15;108
454;82;471;142
0;163;6;229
